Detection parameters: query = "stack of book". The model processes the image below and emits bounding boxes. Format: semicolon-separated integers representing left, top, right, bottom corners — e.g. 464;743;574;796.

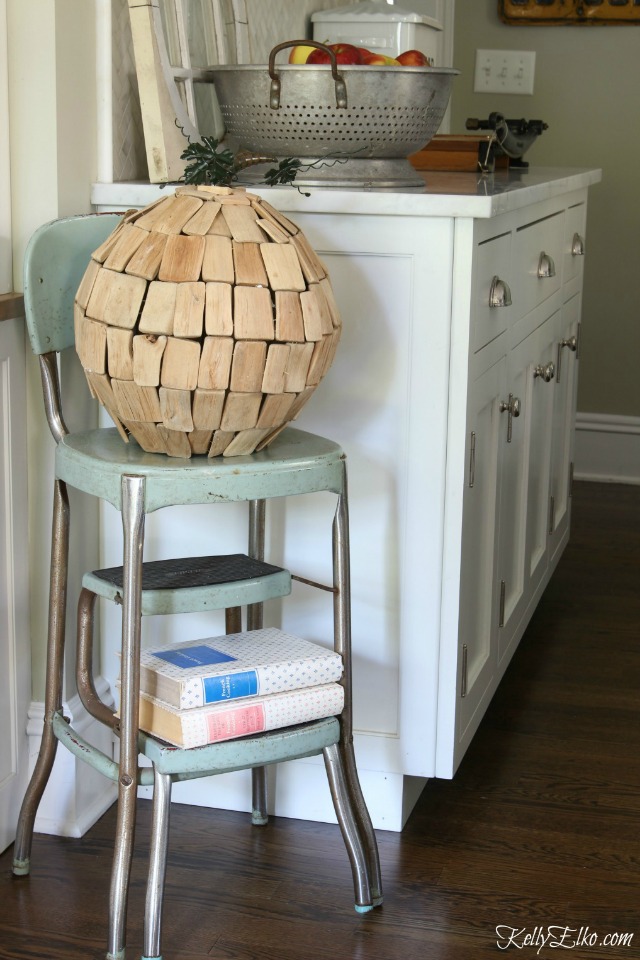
134;627;344;749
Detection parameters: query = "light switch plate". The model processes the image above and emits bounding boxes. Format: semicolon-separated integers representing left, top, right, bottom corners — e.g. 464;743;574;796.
474;49;536;95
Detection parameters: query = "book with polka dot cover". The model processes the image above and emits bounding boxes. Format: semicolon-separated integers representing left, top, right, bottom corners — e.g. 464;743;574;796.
138;683;345;749
139;627;343;710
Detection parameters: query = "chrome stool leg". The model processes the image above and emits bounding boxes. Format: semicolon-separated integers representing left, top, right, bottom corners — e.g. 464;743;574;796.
77;586;117;727
13;479;70;876
339;741;383;905
332;475;383;906
107;475;146;960
248;499;268;826
142;770;172;960
322;742;375;911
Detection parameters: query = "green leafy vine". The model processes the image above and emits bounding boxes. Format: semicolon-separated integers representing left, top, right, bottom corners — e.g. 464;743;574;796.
179;137;302;188
178;136;361;193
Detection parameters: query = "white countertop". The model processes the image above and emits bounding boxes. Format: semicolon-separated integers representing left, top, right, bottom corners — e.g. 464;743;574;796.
92;166;601;220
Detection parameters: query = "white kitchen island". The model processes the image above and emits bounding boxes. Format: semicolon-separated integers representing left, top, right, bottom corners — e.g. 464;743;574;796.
92;167;601;830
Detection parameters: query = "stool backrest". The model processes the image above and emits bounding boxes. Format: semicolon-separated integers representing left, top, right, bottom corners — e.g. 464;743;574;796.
23;214;122;356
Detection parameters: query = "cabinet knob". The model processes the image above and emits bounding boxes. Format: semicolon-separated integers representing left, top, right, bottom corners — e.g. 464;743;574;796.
561;335;578;352
571;233;585;257
489;275;512;308
499;393;520;443
537;251;556;279
499;396;521;418
533;361;555;382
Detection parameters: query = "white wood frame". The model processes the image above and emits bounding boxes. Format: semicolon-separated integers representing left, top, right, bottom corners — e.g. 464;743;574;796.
0;314;30;853
1;0;12;293
128;0;249;183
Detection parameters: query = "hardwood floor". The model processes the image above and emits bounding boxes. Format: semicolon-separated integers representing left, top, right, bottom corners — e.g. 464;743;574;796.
1;481;638;960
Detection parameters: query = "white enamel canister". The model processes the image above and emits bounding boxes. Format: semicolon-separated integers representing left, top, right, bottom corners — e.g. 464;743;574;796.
311;0;443;65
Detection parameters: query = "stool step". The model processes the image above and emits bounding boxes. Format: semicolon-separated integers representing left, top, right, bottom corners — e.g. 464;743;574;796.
142;716;342;777
82;553;291;615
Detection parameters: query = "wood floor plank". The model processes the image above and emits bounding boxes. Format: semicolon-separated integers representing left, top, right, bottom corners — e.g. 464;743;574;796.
1;482;638;960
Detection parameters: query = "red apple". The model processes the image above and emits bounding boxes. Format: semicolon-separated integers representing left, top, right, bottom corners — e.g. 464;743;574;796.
397;49;432;67
306;43;363;65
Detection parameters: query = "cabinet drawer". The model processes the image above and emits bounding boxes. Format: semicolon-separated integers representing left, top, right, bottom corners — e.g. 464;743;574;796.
564;202;586;289
513;211;564;319
473;231;512;352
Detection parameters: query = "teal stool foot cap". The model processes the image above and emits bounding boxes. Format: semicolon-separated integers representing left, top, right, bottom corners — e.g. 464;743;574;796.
251;810;269;826
12;857;30;876
106;950;126;960
354;896;383;914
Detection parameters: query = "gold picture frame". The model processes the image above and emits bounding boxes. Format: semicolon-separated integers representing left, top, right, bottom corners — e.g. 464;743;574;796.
500;0;640;25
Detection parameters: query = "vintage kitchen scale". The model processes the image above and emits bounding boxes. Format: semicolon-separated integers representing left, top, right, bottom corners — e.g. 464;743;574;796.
411;113;548;173
206;41;458;189
466;113;548;168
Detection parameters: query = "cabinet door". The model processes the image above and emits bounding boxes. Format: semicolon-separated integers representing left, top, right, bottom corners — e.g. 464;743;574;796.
549;294;580;562
495;332;531;663
457;356;505;750
526;315;559;592
564;203;587;293
498;315;558;666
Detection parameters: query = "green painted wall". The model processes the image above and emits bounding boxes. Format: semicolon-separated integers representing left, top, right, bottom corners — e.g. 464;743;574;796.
451;0;640;418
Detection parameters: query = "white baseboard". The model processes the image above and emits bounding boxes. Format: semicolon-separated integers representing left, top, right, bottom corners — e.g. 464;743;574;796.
27;677;118;837
142;756;424;832
27;679;419;834
574;413;640;485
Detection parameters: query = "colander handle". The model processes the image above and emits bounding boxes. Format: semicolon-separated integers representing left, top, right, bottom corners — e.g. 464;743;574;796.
268;41;347;111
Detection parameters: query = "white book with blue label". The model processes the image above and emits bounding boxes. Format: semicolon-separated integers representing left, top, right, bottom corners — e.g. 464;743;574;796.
139;627;343;710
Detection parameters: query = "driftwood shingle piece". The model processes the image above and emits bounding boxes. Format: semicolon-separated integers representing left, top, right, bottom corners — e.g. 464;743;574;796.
139;281;177;335
158;234;205;282
192;388;225;430
133;334;167;387
234;286;273;340
262;343;291;394
202;235;234;283
182;201;222;236
107;328;134;380
198;337;234;390
260;242;306;292
204;282;233;336
232;241;269;286
112;379;162;422
76;258;102;311
161;336;201;390
104;225;149;272
275;292;305;342
125;231;168;281
221;204;266;243
174;282;206;338
159;387;194;432
86;268;146;330
230;341;267;393
138;194;204;235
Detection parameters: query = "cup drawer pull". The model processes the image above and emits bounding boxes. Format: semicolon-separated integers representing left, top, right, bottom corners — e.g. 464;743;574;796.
489;275;512;308
537;251;556;278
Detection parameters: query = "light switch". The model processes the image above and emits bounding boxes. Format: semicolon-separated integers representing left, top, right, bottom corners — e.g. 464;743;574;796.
474;50;536;95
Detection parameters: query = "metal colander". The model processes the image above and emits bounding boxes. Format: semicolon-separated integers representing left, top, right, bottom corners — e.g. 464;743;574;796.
206;41;458;188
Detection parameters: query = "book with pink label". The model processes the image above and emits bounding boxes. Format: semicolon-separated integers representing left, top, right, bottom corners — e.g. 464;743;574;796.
138;683;345;749
134;627;345;748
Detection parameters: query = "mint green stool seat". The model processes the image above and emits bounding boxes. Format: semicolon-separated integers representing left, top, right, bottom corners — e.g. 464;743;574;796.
13;214;382;960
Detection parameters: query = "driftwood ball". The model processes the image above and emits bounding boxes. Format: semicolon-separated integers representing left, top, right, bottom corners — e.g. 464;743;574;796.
74;185;341;458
